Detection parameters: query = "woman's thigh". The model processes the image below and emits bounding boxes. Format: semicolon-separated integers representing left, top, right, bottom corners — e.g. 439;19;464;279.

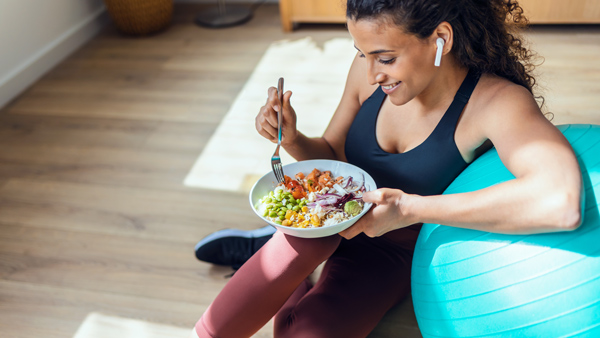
198;231;342;338
274;232;416;338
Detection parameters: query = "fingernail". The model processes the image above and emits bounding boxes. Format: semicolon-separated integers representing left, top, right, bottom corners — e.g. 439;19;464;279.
273;105;280;111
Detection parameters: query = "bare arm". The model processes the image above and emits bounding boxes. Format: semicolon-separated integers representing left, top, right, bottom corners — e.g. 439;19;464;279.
255;54;367;161
410;85;583;233
341;84;583;238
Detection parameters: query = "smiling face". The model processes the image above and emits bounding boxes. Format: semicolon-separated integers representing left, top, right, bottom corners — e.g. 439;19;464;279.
348;18;439;106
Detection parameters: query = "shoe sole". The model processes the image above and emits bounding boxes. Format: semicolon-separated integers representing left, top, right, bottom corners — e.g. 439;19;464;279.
194;225;276;252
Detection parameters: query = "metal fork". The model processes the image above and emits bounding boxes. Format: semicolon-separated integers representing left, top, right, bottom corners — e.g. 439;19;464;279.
271;77;285;184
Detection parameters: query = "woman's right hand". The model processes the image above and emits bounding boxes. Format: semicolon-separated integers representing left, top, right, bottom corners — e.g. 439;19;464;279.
255;86;298;146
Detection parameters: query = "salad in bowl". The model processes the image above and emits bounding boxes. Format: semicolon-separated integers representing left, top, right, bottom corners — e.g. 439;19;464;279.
250;160;376;238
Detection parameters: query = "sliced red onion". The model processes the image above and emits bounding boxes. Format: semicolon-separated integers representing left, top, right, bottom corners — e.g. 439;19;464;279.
345;174;365;193
344;176;353;189
316;197;339;206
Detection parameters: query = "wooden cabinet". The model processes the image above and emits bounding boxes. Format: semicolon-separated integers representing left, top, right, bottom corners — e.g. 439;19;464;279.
279;0;600;31
519;0;600;24
279;0;346;32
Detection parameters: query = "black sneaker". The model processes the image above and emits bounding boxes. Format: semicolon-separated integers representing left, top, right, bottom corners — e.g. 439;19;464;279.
194;225;276;270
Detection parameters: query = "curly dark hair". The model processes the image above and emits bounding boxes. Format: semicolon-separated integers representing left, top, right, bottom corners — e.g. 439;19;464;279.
347;0;546;110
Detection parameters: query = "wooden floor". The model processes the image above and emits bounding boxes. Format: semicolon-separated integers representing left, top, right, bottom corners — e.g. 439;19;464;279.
0;4;599;338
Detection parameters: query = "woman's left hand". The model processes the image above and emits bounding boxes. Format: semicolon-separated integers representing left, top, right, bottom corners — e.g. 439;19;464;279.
339;188;417;239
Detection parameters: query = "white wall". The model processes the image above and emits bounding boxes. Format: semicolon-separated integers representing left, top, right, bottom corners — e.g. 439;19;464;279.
0;0;107;109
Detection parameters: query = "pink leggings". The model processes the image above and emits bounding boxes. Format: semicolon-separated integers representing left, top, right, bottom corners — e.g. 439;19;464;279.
195;226;420;338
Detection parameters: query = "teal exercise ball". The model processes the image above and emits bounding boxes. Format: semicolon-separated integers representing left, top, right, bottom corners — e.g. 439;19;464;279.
411;124;600;338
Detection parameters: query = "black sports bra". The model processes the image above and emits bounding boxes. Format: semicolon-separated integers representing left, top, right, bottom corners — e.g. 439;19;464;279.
344;70;480;196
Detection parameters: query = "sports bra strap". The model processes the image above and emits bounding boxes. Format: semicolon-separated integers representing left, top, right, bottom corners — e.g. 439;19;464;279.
439;70;481;131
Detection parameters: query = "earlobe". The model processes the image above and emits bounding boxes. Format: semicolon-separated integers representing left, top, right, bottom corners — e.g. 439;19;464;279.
434;37;445;67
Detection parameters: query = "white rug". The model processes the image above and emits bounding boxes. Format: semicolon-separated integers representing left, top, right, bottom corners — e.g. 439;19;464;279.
184;37;356;193
73;312;190;338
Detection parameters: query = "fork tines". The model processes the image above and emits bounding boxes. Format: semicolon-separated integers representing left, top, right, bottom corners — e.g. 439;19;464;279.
271;157;285;184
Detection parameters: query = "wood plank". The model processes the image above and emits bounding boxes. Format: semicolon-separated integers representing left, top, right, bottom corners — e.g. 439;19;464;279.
0;178;263;241
0;113;211;154
6;91;229;123
0;279;207;338
0;144;199;189
0;222;228;299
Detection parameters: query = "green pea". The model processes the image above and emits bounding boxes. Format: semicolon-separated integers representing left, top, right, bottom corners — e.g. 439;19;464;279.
278;210;286;216
292;205;300;211
275;220;282;225
269;211;278;217
278;215;285;221
289;196;296;204
265;197;273;203
263;210;269;217
275;202;283;208
286;203;293;209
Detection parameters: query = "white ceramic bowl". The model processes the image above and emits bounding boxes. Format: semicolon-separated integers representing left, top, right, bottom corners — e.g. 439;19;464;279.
249;159;376;238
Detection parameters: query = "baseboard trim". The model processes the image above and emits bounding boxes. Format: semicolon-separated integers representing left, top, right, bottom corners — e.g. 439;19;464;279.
0;7;109;110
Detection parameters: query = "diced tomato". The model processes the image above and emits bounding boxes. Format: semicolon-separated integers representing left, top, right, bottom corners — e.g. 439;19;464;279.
291;187;305;199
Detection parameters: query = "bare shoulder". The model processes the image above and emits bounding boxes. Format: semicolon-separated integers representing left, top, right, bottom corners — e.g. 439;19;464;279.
474;74;540;119
468;74;576;177
456;73;567;164
469;74;552;138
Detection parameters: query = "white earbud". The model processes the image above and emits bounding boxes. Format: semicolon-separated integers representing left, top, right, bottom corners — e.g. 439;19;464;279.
434;37;445;67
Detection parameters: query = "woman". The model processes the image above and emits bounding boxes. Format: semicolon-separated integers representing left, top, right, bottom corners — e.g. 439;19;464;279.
192;0;583;337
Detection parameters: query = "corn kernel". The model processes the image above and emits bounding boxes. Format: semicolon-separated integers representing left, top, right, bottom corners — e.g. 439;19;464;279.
282;219;291;226
310;214;320;226
301;206;309;213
